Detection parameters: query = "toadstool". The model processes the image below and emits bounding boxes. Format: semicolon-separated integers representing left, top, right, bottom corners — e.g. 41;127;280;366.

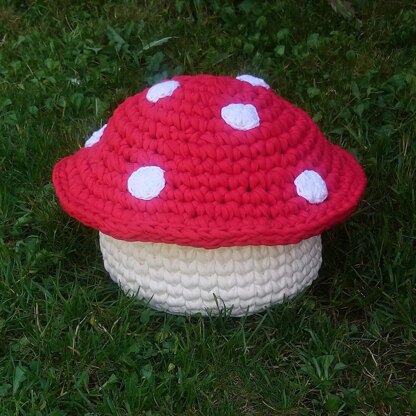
52;74;366;316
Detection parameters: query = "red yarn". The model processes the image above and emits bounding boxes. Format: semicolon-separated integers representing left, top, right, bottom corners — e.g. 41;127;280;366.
52;74;366;249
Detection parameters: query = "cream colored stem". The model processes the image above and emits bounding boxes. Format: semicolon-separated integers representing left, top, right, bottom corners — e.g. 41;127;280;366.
99;233;322;316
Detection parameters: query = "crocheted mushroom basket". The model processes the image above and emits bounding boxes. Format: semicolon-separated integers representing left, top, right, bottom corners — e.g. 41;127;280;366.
53;74;366;316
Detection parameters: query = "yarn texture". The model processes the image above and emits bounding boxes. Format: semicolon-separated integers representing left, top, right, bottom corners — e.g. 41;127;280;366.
100;233;322;316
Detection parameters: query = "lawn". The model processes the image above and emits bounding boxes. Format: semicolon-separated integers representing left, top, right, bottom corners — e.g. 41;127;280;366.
0;0;415;414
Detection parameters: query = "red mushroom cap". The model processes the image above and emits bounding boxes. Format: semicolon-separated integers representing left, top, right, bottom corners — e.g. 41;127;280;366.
52;74;366;249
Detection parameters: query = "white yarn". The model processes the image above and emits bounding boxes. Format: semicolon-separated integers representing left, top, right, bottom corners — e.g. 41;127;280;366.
127;166;165;200
221;103;260;131
99;233;322;316
146;80;180;103
85;124;107;147
236;74;270;89
294;170;328;204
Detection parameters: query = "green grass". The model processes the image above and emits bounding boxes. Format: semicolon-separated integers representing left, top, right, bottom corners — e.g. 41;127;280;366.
1;0;415;414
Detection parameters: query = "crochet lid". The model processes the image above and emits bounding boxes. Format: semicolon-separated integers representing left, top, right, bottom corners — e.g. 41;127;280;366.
53;74;366;249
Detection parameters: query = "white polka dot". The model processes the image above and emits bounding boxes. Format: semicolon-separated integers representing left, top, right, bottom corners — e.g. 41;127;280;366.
85;124;107;147
221;103;260;131
128;166;166;200
146;80;180;103
294;170;328;204
236;74;270;89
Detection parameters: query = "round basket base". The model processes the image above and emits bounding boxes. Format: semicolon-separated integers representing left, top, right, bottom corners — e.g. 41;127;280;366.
99;233;322;316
